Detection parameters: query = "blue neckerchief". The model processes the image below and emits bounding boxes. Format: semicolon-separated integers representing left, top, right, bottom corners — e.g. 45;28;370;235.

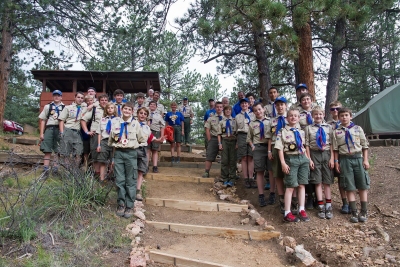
117;105;121;117
183;106;186;113
150;112;154;124
290;127;303;154
276;115;286;136
218;115;222;121
106;116;115;134
140;122;145;127
258;119;265;140
345;122;356;153
118;122;129;141
55;105;60;116
75;105;81;121
315;124;327;150
226;119;232;136
244;112;251;125
272;103;277;117
335;121;340;129
306;112;313;125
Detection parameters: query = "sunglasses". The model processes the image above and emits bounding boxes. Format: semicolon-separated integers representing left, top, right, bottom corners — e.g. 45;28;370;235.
330;107;341;111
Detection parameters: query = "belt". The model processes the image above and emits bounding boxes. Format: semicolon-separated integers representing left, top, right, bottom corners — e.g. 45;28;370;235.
340;153;362;159
173;124;181;127
310;149;330;152
46;125;59;129
285;153;305;158
67;128;79;132
255;143;268;146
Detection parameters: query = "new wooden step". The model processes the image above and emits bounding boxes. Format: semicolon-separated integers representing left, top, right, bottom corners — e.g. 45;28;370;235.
145;198;247;212
147;173;214;184
152;162;220;169
150;251;232;267
146;221;281;241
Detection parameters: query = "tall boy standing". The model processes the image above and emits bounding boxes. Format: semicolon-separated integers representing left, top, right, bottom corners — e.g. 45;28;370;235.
165;102;185;163
178;97;194;146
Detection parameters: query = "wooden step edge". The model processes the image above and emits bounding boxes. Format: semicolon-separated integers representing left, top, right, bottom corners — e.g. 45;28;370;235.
148;174;214;184
146;221;281;241
149;251;232;267
145;198;248;213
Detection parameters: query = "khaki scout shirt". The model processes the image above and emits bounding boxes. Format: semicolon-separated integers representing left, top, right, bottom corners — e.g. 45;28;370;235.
235;111;255;133
274;125;306;155
332;123;368;155
82;105;104;132
114;102;124;117
138;123;152;147
144;97;153;106
145;101;165;116
58;102;86;130
96;116;114;140
264;101;275;118
217;116;236;138
133;103;148;118
149;111;165;132
304;123;332;151
327;119;341;130
108;116;146;149
178;104;194;118
205;113;223;137
247;117;270;144
265;113;288;144
298;108;313;129
39;102;65;126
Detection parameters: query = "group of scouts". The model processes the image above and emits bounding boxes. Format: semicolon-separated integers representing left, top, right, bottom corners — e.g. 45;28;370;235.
203;84;370;223
38;88;178;218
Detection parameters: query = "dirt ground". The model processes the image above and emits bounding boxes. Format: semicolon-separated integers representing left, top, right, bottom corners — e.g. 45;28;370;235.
235;146;400;266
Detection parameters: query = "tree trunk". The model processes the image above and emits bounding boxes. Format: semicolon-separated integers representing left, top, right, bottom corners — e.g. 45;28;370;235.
253;29;272;103
325;17;346;120
296;21;315;99
0;11;13;127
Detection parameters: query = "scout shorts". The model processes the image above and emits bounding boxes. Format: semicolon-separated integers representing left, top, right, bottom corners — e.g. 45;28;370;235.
206;136;219;161
59;128;83;156
96;138;112;163
339;154;370;191
283;154;310;188
137;146;148;173
253;144;268;172
40;126;60;153
237;132;253;159
309;150;334;184
150;130;161;150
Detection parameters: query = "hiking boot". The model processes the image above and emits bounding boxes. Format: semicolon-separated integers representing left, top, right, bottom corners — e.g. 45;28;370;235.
226;181;234;187
136;191;143;201
325;206;333;219
258;195;267;207
124;208;134;218
268;193;276;205
358;210;368;223
264;182;270;190
306;196;314;210
152;166;159;173
284;212;300;223
317;206;326;219
52;167;59;175
244;178;251;188
291;202;299;215
350;211;359;223
279;201;285;214
249;179;257;188
171;156;175;163
176;157;180;163
116;205;125;217
340;204;350;214
298;210;310;222
202;172;210;178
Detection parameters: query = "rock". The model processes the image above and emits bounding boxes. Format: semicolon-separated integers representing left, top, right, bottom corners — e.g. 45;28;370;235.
134;201;144;209
134;211;146;221
240;208;249;217
375;225;390;242
248;209;261;220
393;211;399;215
248;204;255;210
135;236;141;243
130;256;146;267
126;224;141;236
262;224;275;231
283;236;297;249
217;190;224;195
385;254;396;263
295;244;316;266
240;200;250;205
219;194;232;200
255;217;265;226
241;218;250;225
214;182;223;189
374;259;385;265
134;219;145;228
285;246;294;254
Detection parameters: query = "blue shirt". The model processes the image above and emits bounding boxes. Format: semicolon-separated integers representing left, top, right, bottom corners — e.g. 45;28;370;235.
165;111;184;126
204;109;216;122
233;101;242;115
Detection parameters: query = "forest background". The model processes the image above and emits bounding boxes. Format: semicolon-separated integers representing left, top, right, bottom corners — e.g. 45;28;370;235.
1;0;399;144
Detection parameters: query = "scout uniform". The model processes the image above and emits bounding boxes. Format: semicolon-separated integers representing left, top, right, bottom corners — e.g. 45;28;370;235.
137;122;152;174
133;103;148;118
39;101;65;153
149;111;165;151
113;101;125;117
58;102;86;156
274;125;310;188
108;116;146;210
247;117;270;172
332;123;370;192
327;119;341;130
235;110;255;159
305;123;334;185
178;101;194;145
298;107;313;130
144;96;153;106
96;115;114;163
81;105;104;161
217;116;237;182
264;100;277;118
266;114;288;179
164;111;185;143
205;114;223;162
146;101;165;117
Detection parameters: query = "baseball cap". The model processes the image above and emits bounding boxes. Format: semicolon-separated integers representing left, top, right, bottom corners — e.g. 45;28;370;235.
183;97;188;100
136;92;145;98
239;98;249;103
274;96;287;103
296;83;308;90
52;90;62;96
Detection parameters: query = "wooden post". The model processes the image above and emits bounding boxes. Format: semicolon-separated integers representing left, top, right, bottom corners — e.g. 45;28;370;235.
102;79;106;93
42;79;47;92
73;79;77;93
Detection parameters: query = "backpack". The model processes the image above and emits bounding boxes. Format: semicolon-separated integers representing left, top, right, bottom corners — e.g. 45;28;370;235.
46;102;65;120
164;125;174;143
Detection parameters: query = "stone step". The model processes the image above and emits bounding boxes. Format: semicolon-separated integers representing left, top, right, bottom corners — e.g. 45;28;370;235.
145;198;247;212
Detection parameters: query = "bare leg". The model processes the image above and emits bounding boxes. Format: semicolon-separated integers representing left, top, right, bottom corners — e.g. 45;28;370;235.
298;185;306;208
137;171;144;191
315;183;323;201
256;171;264;194
205;160;212;171
241;156;248;178
99;162;106;181
170;143;175;156
276;177;284;195
284;188;294;211
152;149;158;167
359;189;368;202
324;184;331;200
247;157;254;178
176;143;181;157
43;152;51;169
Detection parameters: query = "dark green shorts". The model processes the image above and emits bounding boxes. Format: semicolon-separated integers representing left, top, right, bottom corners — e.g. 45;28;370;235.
283;154;310;188
83;139;90;154
339;155;370;191
309;150;334;185
59;128;83;156
150;130;161;151
237;132;253;159
97;138;112;163
253;144;268;172
137;146;148;173
272;148;284;178
90;134;99;160
40;126;60;153
206;136;219;161
173;125;182;143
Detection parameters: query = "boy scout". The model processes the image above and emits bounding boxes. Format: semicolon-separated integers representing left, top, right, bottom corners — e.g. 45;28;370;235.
247;103;270;207
148;101;165;173
202;102;224;178
333;108;370;223
305;106;334;219
58;91;86;160
150;91;165;116
235;98;255;188
109;102;146;218
134;92;147;118
112;89;126;117
217;105;236;186
165;102;185;163
38;90;64;173
81;95;94;166
178;97;194;146
264;87;279;118
275;108;310;223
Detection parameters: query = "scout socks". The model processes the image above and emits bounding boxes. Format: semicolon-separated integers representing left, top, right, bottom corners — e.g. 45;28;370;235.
325;199;332;208
317;200;324;209
361;201;368;212
349;201;357;213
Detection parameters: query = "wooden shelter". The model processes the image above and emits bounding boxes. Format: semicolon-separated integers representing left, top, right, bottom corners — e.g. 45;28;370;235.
31;70;161;109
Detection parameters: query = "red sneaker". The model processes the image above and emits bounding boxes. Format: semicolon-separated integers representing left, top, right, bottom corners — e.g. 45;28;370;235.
298;210;310;222
284;212;300;223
